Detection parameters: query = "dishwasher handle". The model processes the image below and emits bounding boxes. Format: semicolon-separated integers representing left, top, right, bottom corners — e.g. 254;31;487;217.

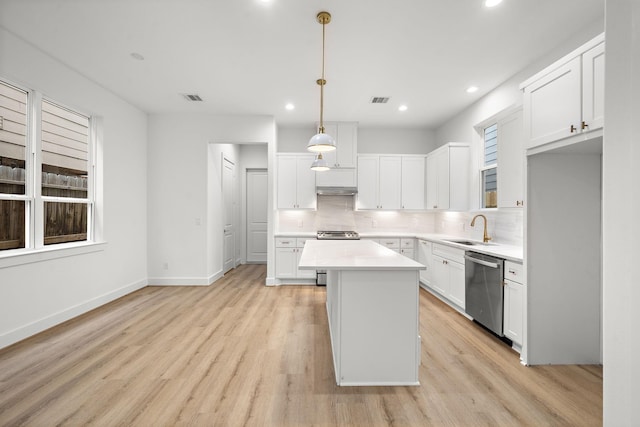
464;255;501;269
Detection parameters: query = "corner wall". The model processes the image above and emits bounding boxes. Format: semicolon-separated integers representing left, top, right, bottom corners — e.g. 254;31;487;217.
0;27;148;349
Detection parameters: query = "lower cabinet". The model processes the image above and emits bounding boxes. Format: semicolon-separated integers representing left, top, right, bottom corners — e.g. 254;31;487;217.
416;239;432;286
503;260;525;347
275;237;315;279
430;243;466;309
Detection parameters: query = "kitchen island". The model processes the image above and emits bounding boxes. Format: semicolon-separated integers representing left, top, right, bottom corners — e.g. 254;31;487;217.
298;240;425;386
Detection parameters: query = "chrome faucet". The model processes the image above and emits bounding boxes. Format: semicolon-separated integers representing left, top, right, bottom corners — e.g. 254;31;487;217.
470;214;492;243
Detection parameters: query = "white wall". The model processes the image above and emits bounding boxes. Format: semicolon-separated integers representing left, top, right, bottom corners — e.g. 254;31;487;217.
0;28;148;349
277;125;435;154
147;114;275;285
603;1;640;424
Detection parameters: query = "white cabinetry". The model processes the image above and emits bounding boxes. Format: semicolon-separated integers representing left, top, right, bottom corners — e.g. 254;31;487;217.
416;239;432;286
401;156;426;210
357;155;426;210
497;110;525;208
430;243;465;309
277;154;316;209
425;143;470;211
275;238;316;279
318;122;357;168
503;260;525;349
521;34;604;150
399;238;415;259
357;155;401;210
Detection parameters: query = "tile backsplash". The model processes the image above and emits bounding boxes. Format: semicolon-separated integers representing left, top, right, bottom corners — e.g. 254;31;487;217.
276;195;523;246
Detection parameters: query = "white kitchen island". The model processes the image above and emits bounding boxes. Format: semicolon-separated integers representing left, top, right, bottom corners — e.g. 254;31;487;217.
298;240;425;386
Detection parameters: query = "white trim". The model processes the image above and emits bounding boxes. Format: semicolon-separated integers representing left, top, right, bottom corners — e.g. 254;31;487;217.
147;269;224;286
0;241;106;269
0;276;146;350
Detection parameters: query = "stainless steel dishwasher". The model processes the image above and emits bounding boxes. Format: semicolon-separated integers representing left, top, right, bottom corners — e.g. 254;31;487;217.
464;251;505;337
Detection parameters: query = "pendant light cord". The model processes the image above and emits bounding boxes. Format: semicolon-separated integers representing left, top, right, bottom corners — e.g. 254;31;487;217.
319;18;326;133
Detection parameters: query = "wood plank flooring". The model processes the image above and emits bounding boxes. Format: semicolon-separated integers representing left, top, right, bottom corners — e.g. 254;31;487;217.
0;264;602;426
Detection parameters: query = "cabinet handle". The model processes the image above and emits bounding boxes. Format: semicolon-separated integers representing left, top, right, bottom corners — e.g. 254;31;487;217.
433;205;437;209
516;200;524;207
570;124;577;133
582;121;589;130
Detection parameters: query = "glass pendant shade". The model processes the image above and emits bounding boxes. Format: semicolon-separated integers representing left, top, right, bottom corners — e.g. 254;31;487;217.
307;132;336;152
310;153;330;171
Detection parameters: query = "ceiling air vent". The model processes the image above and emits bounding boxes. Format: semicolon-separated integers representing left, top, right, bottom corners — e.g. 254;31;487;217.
182;94;203;102
370;96;390;104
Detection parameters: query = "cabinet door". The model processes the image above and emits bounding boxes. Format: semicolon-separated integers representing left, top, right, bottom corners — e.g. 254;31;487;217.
296;249;316;279
582;42;605;132
401;156;426;209
277;156;298;209
497;110;525;208
430;254;449;296
336;123;357;168
357;156;379;209
320;123;338;167
426;154;438;210
400;248;415;260
447;261;465;309
434;148;450;210
379;156;402;209
417;240;432;285
523;56;581;149
296;155;317;209
504;279;524;345
275;247;296;278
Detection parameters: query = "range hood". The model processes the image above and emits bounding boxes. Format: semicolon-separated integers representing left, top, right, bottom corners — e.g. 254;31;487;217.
316;186;357;196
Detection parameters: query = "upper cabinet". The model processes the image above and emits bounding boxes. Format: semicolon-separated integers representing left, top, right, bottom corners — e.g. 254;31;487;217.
520;33;605;150
425;143;469;211
357;155;401;210
277;154;316;210
497;110;525;208
317;122;357;168
357;155;426;210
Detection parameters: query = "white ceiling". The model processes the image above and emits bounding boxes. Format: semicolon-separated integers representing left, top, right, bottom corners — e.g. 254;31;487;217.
0;0;604;129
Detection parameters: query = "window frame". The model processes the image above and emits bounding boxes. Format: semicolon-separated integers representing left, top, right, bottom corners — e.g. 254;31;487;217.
0;77;100;261
480;122;498;209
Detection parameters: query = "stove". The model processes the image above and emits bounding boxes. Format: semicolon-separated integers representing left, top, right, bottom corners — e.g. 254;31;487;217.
315;231;360;286
316;230;360;240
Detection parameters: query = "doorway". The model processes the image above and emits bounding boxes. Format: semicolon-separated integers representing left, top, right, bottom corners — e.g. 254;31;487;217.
246;169;268;263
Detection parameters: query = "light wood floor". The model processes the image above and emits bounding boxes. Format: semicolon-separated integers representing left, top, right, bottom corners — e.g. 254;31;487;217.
0;264;602;426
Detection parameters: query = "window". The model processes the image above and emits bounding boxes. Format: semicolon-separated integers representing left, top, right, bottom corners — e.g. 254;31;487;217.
481;123;497;208
0;79;95;252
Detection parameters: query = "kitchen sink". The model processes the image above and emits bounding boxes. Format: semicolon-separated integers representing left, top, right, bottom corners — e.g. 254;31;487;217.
444;239;495;246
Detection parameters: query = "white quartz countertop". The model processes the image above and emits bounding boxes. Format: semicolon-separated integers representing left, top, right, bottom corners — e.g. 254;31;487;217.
298;240;426;271
276;231;523;263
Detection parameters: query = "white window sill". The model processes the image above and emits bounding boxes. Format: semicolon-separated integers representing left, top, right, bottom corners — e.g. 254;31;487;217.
0;241;107;269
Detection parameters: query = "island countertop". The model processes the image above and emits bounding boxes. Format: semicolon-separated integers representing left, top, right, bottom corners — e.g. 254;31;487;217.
298;240;425;271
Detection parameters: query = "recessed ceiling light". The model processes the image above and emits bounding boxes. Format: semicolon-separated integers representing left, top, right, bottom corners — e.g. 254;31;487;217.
130;52;145;61
466;86;479;93
398;105;408;112
484;0;503;7
285;103;295;111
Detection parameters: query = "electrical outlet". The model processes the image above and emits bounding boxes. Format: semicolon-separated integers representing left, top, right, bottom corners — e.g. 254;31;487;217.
163;262;169;270
195;217;201;226
372;219;378;227
298;220;303;228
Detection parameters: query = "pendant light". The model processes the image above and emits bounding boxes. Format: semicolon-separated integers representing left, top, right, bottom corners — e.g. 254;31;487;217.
307;11;336;154
310;153;330;171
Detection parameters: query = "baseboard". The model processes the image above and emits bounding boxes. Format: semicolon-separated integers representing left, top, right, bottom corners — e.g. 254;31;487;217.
0;277;147;350
147;269;223;286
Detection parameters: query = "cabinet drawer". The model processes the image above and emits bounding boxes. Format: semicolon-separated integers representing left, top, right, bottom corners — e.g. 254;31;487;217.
296;238;314;248
504;261;524;284
379;238;400;249
275;237;296;248
432;243;465;264
400;238;415;249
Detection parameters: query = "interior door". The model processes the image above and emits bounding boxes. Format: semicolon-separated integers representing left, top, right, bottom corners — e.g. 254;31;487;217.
246;169;268;263
223;156;235;274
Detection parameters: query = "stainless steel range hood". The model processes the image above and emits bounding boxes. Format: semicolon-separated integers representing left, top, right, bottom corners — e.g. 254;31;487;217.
316;186;358;196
